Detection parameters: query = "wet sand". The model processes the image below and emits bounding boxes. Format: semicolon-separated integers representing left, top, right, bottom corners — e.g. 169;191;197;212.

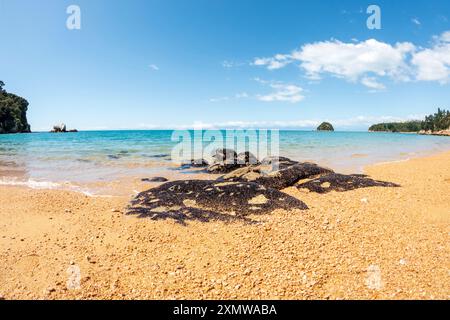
0;151;449;300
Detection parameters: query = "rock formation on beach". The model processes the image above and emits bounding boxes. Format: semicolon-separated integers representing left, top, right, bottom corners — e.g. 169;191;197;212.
217;160;333;190
418;129;450;136
128;180;308;224
317;122;334;131
129;149;399;223
141;177;168;183
0;81;31;134
296;173;399;193
206;149;260;173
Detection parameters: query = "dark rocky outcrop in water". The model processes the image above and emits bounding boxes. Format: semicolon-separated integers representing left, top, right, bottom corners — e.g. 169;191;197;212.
0;81;31;134
181;159;209;169
297;173;400;193
127;180;308;224
141;177;169;182
51;123;78;133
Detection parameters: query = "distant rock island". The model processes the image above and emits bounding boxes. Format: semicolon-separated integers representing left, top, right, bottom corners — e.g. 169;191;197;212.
51;123;78;133
369;108;450;136
0;81;31;134
317;122;334;131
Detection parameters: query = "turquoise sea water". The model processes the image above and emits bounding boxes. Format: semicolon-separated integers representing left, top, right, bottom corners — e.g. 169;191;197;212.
1;130;450;194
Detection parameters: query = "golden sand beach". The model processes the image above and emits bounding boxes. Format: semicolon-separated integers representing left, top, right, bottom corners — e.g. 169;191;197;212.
0;151;449;300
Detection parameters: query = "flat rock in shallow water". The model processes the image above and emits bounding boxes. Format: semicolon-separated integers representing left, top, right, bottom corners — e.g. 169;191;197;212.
297;173;400;193
218;162;333;190
141;177;169;182
127;180;308;224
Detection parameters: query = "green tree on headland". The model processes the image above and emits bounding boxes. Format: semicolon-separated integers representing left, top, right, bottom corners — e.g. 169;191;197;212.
317;122;334;131
0;81;31;134
422;108;450;131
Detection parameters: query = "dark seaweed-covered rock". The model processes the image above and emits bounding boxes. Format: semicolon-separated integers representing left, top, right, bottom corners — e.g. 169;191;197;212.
237;151;259;166
296;173;400;193
141;177;169;182
213;148;237;162
261;156;299;169
206;161;240;174
218;162;333;190
187;159;209;167
178;159;210;170
127;180;308;224
149;154;170;158
207;149;240;173
206;150;260;174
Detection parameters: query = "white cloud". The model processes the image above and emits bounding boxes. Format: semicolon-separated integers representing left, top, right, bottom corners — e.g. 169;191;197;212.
293;39;415;86
440;31;450;42
255;80;305;103
235;92;249;99
249;30;450;97
361;77;386;90
411;31;450;83
149;64;159;71
252;32;450;88
253;54;292;70
253;39;415;88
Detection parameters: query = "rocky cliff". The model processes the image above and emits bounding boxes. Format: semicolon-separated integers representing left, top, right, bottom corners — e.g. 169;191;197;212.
0;81;31;134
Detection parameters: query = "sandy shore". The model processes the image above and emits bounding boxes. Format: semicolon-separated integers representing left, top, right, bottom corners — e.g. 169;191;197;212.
0;151;449;300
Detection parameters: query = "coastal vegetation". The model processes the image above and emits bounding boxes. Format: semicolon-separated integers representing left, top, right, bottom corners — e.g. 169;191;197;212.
369;121;423;133
422;108;450;132
0;81;31;134
317;122;334;131
369;109;450;134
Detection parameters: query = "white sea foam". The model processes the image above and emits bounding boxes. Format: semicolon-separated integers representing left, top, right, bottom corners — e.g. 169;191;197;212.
0;177;116;197
0;177;61;189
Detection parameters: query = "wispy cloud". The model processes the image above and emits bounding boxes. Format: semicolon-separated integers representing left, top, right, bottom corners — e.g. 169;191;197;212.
209;92;249;103
130;114;424;131
149;64;159;71
222;60;245;68
209;96;229;103
253;54;293;70
257;82;305;103
361;77;386;91
411;18;421;26
253;78;305;103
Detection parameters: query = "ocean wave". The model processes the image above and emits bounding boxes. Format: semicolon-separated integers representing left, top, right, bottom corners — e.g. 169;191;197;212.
0;177;61;189
0;177;117;197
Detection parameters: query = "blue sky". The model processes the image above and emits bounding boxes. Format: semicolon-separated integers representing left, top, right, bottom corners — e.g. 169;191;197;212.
1;0;449;131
